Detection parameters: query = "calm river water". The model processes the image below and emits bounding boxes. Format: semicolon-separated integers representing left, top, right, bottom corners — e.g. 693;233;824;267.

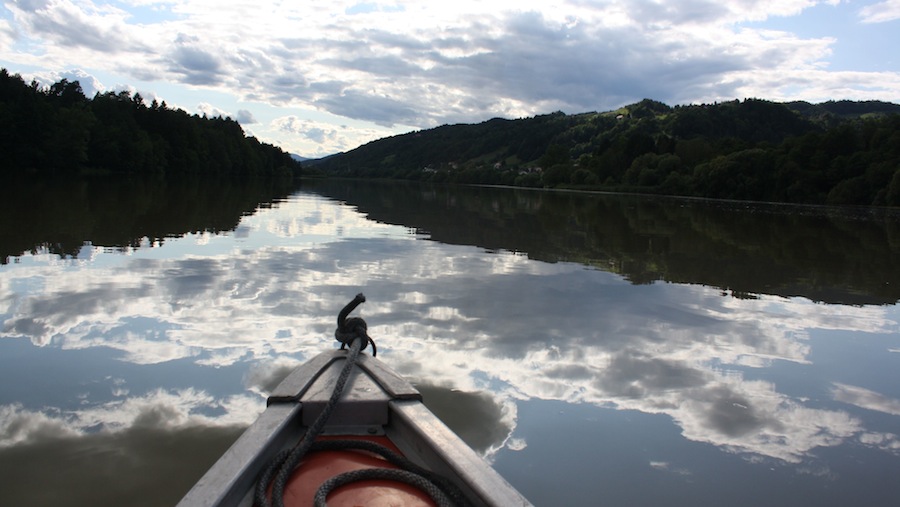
2;177;899;506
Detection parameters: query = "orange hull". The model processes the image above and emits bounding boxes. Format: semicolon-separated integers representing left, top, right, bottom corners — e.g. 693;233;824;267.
278;435;436;507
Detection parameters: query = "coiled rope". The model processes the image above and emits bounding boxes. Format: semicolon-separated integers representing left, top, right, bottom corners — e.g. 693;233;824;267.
334;293;376;357
254;294;470;507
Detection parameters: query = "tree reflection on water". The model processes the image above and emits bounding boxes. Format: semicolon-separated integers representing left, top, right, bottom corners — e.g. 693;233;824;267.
1;178;899;506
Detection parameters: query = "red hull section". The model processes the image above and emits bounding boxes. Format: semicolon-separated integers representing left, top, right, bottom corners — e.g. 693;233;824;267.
279;435;436;507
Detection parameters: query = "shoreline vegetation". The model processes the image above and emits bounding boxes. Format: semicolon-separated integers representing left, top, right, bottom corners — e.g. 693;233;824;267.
4;67;900;207
0;68;300;178
310;98;900;208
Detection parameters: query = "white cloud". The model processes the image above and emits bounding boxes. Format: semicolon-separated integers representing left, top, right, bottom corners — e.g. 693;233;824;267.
3;0;897;156
166;32;224;85
859;0;900;23
235;108;257;124
196;101;229;118
269;115;387;155
6;0;146;54
27;68;107;96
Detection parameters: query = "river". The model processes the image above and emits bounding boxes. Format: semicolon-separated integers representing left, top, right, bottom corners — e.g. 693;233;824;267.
1;176;899;506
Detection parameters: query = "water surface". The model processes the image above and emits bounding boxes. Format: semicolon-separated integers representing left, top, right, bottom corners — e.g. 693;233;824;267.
1;177;899;506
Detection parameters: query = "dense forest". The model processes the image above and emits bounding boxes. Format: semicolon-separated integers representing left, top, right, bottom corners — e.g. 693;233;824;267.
313;98;900;207
5;66;899;206
0;68;301;177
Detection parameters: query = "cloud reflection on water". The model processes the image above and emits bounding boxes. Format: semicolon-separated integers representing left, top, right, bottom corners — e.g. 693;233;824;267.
1;190;899;495
0;410;245;506
832;383;900;417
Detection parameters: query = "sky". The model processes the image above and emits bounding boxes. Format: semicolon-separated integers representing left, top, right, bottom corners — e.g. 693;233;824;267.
1;0;899;158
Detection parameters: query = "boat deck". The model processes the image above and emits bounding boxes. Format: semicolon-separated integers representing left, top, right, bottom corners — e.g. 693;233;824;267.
177;350;532;507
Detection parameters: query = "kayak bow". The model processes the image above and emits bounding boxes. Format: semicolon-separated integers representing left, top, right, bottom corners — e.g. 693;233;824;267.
177;295;532;507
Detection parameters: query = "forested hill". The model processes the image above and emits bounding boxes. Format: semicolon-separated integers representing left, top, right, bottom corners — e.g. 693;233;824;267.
313;98;900;207
0;69;300;177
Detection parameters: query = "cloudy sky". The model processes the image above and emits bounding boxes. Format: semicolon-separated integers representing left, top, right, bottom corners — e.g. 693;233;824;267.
1;0;899;157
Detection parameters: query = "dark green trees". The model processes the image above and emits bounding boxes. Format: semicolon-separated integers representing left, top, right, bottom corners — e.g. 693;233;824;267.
314;95;900;207
0;68;300;177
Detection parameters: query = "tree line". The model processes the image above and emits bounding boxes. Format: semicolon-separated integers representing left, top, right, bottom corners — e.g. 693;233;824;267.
313;98;900;207
0;68;301;177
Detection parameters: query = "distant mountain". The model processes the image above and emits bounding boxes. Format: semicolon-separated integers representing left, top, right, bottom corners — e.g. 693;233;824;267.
315;98;900;207
301;153;341;166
